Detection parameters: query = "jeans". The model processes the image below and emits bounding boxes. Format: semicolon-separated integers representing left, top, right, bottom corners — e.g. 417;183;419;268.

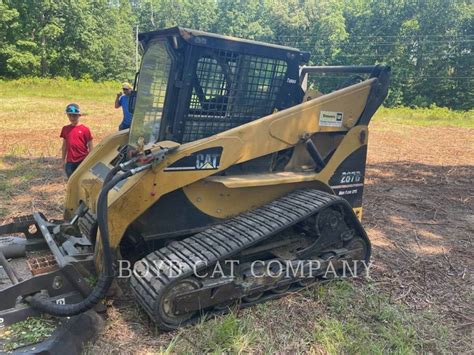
65;161;83;178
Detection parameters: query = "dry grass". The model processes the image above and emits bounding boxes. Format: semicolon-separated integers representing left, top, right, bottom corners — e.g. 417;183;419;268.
0;97;117;158
0;80;118;217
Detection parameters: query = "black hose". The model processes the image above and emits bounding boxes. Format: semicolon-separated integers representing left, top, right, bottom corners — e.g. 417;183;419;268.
104;164;122;183
27;169;133;316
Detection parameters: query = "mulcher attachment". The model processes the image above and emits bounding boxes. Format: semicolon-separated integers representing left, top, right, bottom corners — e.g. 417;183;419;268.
131;189;371;330
0;212;96;327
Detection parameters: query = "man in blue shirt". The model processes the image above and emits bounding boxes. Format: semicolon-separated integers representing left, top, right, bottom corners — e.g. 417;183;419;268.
115;82;133;130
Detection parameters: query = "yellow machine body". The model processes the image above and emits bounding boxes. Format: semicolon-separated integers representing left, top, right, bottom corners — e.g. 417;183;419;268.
66;79;374;256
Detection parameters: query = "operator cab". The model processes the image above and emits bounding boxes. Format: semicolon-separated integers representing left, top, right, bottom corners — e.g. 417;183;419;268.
128;27;310;149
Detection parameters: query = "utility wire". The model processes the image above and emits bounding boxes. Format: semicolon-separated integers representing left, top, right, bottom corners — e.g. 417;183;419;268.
269;34;474;39
273;40;474;46
306;76;474;81
273;41;474;47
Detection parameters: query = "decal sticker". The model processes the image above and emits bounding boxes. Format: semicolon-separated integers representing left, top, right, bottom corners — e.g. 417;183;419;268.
333;188;359;196
165;147;223;172
329;146;368;208
319;111;343;127
331;183;364;190
340;170;362;184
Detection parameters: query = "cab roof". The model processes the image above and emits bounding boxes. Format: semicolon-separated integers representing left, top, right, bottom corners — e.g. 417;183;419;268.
138;27;310;63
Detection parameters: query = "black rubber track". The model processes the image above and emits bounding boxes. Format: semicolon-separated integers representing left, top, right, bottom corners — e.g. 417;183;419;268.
130;189;370;329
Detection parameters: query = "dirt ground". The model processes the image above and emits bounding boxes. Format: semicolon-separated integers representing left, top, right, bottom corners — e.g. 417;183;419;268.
364;122;473;344
0;121;473;352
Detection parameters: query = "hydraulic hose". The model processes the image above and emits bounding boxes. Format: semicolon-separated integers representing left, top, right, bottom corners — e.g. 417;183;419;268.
104;163;122;184
27;168;134;316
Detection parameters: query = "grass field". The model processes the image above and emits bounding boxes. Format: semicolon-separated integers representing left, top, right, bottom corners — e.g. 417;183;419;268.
375;106;473;128
0;79;472;353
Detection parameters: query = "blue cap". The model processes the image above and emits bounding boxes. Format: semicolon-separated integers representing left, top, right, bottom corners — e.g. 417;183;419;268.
66;103;81;115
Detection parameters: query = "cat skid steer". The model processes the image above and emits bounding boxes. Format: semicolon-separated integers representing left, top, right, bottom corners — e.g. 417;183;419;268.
0;27;390;350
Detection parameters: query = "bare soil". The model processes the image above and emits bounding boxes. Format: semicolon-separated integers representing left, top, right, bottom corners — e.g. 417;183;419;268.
1;121;473;352
363;123;474;349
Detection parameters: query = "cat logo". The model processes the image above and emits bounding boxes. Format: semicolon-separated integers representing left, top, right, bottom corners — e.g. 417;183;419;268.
196;153;220;169
164;147;223;172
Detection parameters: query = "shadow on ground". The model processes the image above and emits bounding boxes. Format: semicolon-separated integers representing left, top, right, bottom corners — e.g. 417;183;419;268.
1;156;472;352
363;160;473;345
88;160;473;353
0;155;66;219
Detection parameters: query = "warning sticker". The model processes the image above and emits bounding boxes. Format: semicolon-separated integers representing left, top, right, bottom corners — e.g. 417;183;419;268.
319;111;343;127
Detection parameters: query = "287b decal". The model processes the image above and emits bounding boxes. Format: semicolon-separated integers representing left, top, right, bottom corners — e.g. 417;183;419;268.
340;171;362;184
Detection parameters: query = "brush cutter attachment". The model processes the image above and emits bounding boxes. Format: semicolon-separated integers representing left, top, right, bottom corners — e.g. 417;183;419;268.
0;213;96;327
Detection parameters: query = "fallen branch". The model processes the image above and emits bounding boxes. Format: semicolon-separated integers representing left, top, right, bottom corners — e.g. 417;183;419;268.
455;322;474;330
394;286;412;301
409;220;446;225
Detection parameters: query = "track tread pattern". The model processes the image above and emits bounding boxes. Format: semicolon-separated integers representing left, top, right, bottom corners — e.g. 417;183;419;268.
130;190;349;328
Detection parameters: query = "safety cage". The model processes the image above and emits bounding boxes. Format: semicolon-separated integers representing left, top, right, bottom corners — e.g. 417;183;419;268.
135;27;310;144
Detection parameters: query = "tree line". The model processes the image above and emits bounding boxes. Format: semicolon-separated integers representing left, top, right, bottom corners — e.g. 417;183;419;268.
0;0;472;109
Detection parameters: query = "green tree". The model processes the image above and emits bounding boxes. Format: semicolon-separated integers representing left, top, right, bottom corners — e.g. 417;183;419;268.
54;0;135;79
6;0;65;76
131;0;217;32
212;0;272;39
0;0;471;109
0;1;40;76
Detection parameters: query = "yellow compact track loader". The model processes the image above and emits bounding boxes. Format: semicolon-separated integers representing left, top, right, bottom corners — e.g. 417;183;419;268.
0;27;390;332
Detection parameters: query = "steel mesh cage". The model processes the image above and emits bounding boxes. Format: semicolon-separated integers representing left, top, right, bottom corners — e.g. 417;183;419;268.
181;50;287;142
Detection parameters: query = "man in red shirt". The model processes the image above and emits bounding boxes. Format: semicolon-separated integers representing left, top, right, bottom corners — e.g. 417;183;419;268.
60;103;93;178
